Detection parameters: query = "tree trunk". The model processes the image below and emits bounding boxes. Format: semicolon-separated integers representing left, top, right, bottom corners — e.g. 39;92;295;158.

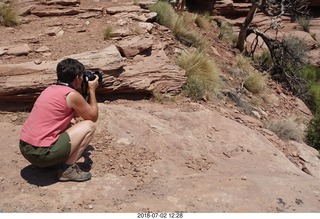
236;3;259;52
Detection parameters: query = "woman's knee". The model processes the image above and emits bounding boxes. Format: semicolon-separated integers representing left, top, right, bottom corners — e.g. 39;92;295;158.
82;120;96;133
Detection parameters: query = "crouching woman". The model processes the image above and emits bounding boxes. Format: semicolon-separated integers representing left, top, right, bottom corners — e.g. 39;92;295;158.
19;58;99;182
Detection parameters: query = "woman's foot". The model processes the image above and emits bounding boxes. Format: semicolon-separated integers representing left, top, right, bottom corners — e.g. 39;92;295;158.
58;163;91;182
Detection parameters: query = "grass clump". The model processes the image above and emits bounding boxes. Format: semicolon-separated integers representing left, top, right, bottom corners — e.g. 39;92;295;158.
236;54;254;73
265;118;304;142
297;16;310;32
178;50;221;100
194;13;210;30
103;25;113;40
133;0;139;6
0;3;18;27
149;1;177;29
218;21;237;46
133;25;143;34
149;1;207;51
243;72;266;94
173;16;207;51
254;50;273;71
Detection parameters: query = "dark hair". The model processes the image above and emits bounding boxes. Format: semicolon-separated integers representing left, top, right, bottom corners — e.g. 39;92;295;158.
56;58;85;83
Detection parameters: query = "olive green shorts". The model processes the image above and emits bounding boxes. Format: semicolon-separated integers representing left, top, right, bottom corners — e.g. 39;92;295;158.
19;132;71;168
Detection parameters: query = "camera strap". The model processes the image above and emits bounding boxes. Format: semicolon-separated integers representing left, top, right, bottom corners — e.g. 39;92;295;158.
56;81;74;89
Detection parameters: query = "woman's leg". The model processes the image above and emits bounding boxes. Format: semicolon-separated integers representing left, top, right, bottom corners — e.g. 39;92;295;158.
65;120;96;165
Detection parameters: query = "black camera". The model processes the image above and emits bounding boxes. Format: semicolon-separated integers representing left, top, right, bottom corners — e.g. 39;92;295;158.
82;70;103;98
83;70;103;84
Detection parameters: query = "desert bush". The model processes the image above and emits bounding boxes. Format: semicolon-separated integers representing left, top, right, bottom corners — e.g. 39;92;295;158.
306;84;320;113
150;1;207;51
218;21;237;46
183;75;207;100
265;118;304;142
271;36;310;99
173;19;207;51
103;25;113;40
236;54;254;73
178;50;221;100
254;50;273;71
149;1;177;29
194;13;210;30
289;65;320;113
244;72;266;94
300;65;320;83
305;114;320;150
0;3;18;27
297;16;310;32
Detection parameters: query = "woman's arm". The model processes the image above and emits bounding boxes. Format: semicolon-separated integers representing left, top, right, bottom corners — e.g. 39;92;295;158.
67;76;99;122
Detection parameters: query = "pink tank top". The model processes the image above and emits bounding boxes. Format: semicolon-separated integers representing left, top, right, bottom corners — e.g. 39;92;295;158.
20;85;75;147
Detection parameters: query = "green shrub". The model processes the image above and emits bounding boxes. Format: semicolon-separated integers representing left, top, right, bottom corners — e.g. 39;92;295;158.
298;65;320;113
0;3;18;27
183;75;206;100
178;50;221;100
254;50;273;71
271;36;310;98
265;118;304;142
305;114;320;150
300;65;320;83
307;84;320;113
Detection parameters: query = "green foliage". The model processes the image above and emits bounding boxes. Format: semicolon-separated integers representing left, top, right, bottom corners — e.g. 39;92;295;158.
299;65;320;83
183;75;207;100
290;65;320;113
103;25;113;40
0;3;18;27
307;84;320;113
244;72;266;94
305;114;320;150
178;50;221;100
265;118;304;142
254;50;273;71
271;36;310;98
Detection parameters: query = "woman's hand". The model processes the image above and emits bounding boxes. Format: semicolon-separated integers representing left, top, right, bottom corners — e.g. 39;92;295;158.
87;75;99;93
